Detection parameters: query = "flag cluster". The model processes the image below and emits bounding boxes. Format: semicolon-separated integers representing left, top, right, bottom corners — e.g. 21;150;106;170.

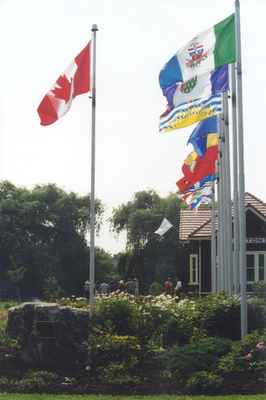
159;14;236;209
176;116;219;208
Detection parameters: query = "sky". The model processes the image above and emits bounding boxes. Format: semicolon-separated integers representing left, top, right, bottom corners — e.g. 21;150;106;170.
1;0;266;254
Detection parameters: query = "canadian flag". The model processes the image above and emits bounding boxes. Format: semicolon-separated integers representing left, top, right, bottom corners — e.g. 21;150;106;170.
37;43;91;126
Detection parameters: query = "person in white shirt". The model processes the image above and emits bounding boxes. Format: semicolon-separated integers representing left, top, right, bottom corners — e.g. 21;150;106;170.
175;277;182;296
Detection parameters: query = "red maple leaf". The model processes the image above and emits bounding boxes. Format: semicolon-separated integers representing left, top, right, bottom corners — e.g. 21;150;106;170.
51;74;72;102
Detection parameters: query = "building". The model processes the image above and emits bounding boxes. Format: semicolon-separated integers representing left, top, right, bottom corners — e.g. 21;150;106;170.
178;192;266;294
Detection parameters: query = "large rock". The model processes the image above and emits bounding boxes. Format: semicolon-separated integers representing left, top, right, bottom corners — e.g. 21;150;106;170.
7;302;91;369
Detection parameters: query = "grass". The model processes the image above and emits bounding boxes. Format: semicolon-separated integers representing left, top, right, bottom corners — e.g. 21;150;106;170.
0;395;264;400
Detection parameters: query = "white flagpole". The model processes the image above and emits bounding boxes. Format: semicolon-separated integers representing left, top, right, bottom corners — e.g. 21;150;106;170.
89;24;98;315
230;63;240;294
235;0;247;337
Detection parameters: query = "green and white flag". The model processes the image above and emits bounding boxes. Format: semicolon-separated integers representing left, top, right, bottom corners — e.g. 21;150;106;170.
159;14;236;87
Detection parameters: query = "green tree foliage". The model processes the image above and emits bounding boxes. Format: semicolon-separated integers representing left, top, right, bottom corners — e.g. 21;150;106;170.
42;275;63;301
0;181;105;298
95;247;118;283
110;190;181;290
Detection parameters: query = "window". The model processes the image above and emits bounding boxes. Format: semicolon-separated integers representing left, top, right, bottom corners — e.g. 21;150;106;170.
246;254;255;282
246;252;266;284
259;254;265;281
189;254;198;285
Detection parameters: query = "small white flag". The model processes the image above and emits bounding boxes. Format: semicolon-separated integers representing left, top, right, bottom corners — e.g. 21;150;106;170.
154;218;173;236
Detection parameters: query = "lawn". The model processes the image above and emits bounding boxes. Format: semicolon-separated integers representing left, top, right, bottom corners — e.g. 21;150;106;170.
0;395;264;400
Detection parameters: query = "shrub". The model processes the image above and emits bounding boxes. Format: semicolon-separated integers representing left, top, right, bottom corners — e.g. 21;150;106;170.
185;371;224;394
97;361;141;385
252;281;266;300
149;282;163;296
160;336;232;383
0;377;9;390
248;301;266;332
94;297;138;335
86;333;141;383
160;298;202;346
162;316;194;346
88;333;140;369
199;293;241;339
136;301;171;345
13;370;59;392
218;330;266;375
0;327;18;349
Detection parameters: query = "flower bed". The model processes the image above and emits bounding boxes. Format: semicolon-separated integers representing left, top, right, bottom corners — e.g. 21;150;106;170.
2;293;266;394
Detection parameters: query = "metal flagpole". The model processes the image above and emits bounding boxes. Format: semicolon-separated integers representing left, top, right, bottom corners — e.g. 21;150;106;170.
89;24;98;316
220;111;228;291
217;114;225;291
230;63;240;294
235;0;248;338
211;181;217;293
235;0;247;337
223;92;233;294
220;100;227;291
217;159;222;291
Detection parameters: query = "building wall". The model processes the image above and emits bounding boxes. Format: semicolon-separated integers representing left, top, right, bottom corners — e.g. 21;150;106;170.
178;209;266;293
177;240;199;293
200;240;211;293
246;210;266;252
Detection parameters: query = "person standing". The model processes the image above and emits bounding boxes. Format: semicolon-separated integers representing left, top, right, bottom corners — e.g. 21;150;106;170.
174;277;183;296
99;281;109;295
84;280;90;299
164;277;173;295
118;280;125;292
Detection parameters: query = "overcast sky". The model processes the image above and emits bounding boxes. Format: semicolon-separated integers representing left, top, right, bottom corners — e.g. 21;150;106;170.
1;0;265;254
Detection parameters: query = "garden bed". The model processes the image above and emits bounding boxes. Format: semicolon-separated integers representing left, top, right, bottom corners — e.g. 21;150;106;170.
1;293;265;395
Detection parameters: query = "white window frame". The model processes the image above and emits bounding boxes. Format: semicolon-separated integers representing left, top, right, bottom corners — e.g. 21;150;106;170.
246;252;266;284
189;254;199;285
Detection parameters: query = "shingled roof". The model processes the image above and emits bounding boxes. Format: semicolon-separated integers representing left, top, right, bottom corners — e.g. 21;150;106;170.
179;192;266;241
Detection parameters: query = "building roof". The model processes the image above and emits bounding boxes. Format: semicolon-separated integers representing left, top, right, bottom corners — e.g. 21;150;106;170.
179;209;211;241
179;192;266;241
245;192;266;217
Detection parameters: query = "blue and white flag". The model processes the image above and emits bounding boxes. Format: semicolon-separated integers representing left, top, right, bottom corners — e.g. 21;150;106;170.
163;65;228;111
159;94;222;133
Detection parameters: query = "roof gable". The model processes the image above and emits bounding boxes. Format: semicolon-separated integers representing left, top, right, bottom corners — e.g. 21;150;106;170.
179;192;266;240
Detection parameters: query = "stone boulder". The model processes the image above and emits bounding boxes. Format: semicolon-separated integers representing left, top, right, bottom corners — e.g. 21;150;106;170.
7;302;91;369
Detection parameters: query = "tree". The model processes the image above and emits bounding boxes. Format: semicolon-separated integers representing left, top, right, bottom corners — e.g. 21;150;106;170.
0;181;105;298
42;275;63;301
110;190;181;291
95;247;118;283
